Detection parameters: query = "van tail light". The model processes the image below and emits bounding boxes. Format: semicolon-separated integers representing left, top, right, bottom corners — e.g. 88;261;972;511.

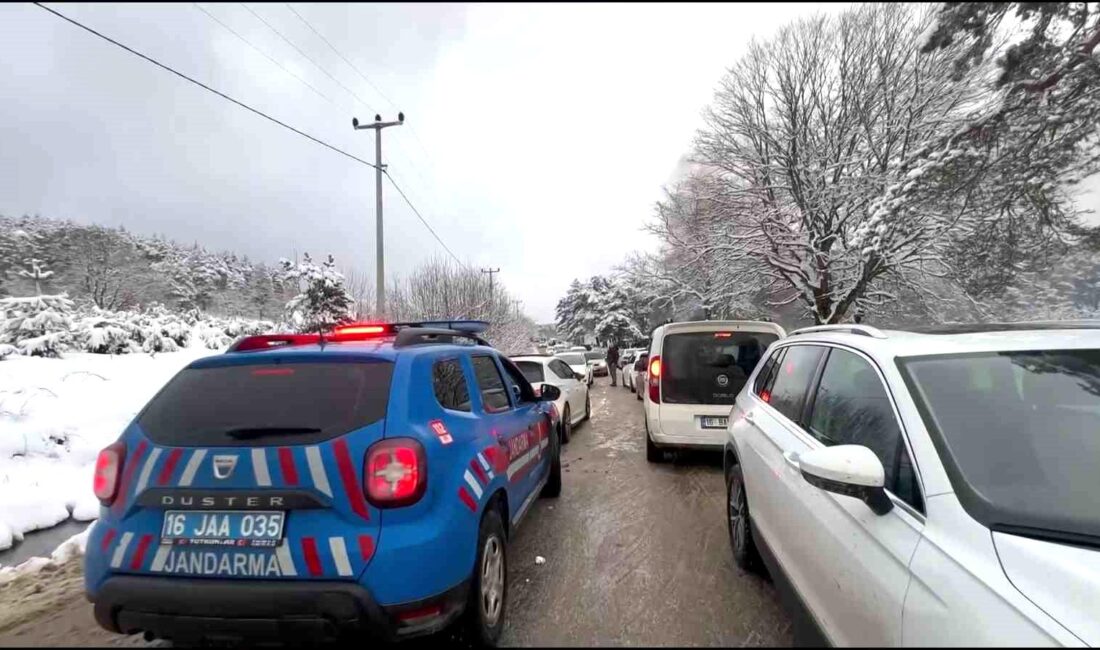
94;442;126;505
648;355;662;403
365;438;427;508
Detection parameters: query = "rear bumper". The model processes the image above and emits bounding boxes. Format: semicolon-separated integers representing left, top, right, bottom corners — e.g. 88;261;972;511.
89;575;468;643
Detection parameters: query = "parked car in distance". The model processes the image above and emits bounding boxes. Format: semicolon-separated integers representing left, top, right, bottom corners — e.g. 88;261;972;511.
725;321;1100;646
555;352;592;386
617;349;639;389
511;354;591;443
632;352;649;401
644;320;785;462
569;345;588;353
83;321;563;646
584;350;608;377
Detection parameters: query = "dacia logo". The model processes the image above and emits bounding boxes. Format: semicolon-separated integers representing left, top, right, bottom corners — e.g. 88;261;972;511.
212;455;238;479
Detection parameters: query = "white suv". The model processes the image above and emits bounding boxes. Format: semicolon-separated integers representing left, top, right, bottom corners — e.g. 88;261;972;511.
644;320;785;461
724;322;1100;646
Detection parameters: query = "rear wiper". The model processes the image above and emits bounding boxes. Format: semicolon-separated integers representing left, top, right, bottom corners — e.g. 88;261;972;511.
223;426;322;440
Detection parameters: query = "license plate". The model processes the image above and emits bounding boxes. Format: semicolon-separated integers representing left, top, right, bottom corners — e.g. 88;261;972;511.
161;511;285;548
701;416;729;429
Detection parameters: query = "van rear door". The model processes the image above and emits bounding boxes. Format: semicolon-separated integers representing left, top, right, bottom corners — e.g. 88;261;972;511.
655;322;784;445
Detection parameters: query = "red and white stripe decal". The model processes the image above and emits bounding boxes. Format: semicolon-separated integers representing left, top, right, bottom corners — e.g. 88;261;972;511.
463;469;484;500
251;449;272;487
275;542;297;576
129;534;153;570
329;537;353;576
150;543;172;572
458;487;478;512
177;449;206;487
301;537;323;576
278;447;299;486
476;452;495;480
133;447;161;496
333;439;369;520
100;528;116;554
358;535;375;562
112;441;148;513
110;532;134;568
156;449;184;486
469;460;489;486
305;446;333;497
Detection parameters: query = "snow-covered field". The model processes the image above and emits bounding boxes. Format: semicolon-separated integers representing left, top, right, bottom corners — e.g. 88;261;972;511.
0;347;214;557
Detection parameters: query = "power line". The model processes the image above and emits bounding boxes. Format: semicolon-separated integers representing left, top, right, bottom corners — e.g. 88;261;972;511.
281;3;441;207
192;3;335;106
285;3;436;163
34;2;379;170
383;170;465;267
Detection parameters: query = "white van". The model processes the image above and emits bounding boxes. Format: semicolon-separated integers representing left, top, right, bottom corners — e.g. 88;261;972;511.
644;320;785;461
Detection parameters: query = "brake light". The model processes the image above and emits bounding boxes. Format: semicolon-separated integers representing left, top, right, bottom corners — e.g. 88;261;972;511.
760;389;771;403
94;442;126;504
715;332;732;338
365;438;427;507
335;324;387;336
648;355;662;403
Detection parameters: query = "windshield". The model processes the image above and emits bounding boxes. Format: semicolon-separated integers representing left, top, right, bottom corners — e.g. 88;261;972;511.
900;349;1100;540
558;353;586;366
585;351;605;361
138;361;393;446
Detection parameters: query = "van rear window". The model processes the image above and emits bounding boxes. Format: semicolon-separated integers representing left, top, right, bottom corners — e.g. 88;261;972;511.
137;361;394;446
662;332;777;405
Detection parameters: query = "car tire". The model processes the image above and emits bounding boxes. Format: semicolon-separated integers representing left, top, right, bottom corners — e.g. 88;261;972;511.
462;507;508;646
561;406;572;444
645;419;661;463
727;464;762;574
541;428;561;498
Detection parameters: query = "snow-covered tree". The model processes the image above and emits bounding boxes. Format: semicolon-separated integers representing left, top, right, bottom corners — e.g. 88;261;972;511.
0;293;74;357
280;253;354;333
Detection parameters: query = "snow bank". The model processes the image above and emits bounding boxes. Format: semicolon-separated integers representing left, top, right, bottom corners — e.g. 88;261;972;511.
0;526;90;586
0;347;212;551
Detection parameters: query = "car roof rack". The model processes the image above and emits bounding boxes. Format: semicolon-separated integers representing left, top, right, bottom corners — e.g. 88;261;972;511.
906;320;1100;335
787;324;888;339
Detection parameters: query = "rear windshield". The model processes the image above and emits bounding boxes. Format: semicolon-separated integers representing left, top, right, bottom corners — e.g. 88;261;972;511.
661;331;777;405
900;349;1100;540
516;361;545;383
558;353;586;366
585;351;606;361
137;361;393;446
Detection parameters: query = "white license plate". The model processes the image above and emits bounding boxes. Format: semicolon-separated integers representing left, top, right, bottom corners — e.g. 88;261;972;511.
161;510;285;548
701;416;728;429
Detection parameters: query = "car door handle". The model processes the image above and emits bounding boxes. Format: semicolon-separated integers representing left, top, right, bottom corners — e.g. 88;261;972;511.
783;451;801;469
743;411;754;422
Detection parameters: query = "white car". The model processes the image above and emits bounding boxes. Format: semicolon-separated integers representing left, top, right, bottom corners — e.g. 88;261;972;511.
644;320;785;461
617;348;642;389
724;322;1100;646
512;354;591;442
555;351;593;386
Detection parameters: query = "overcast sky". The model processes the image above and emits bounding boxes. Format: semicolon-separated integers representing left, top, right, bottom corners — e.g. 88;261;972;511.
4;3;1096;323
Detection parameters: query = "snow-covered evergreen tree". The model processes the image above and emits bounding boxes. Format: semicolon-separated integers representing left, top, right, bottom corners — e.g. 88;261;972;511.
0;258;73;357
279;253;354;333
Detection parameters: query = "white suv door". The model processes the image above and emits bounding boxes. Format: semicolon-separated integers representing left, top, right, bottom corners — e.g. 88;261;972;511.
738;343;924;645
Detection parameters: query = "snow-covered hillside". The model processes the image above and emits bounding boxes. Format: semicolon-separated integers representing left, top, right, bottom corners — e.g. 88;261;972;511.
0;347;212;554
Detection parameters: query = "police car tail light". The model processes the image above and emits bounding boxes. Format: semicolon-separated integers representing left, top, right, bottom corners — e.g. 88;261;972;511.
365;438;427;507
648;355;662;403
94;442;126;504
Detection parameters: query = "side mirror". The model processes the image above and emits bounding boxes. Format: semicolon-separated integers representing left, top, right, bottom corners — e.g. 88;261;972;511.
539;384;561;401
797;445;893;515
574;373;585;381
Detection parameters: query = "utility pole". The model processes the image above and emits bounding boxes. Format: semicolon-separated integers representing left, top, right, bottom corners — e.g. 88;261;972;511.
512;299;523;318
481;267;500;306
353;112;404;316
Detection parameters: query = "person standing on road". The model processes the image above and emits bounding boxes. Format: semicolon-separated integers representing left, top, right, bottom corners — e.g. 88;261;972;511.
607;342;620;386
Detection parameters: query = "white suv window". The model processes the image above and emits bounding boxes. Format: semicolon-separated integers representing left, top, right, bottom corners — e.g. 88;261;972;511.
765;345;826;422
809;348;922;512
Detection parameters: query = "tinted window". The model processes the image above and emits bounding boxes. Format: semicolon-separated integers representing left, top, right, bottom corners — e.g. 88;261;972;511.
809;349;921;511
138;361;393;447
661;331;779;405
500;357;538;404
901;349;1100;538
472;356;511;413
550;360;575;380
754;348;781;396
516;361;545;384
634;353;649;371
767;345;825;422
433;358;471;412
585;350;606;361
